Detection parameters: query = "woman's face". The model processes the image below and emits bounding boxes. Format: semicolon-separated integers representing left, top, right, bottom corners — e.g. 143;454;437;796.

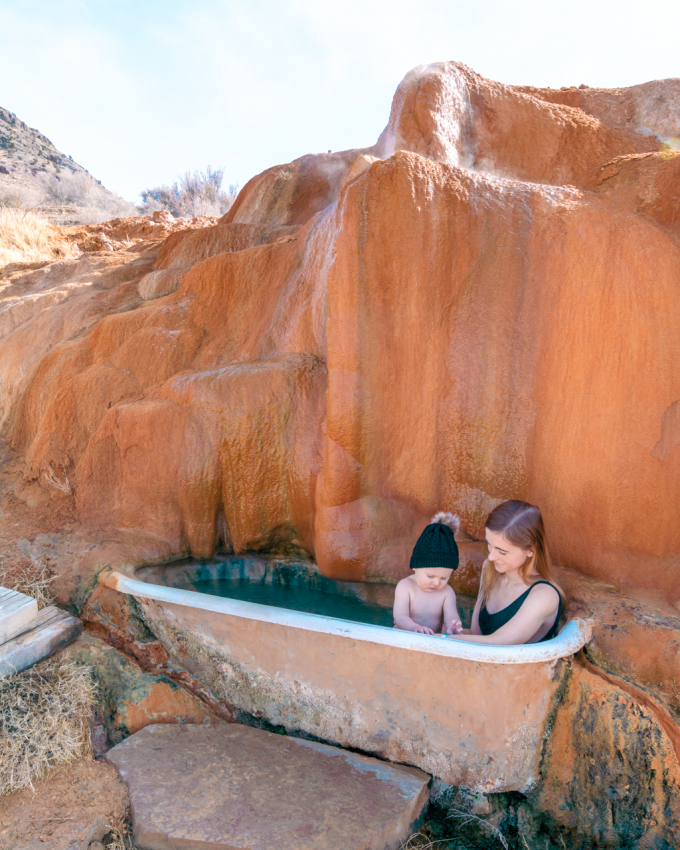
485;528;534;574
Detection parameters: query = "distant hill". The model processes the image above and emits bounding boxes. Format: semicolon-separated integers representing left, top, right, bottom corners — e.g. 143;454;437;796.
0;107;135;224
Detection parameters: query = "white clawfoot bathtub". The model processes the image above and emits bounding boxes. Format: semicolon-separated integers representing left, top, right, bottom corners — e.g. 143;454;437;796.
102;565;590;793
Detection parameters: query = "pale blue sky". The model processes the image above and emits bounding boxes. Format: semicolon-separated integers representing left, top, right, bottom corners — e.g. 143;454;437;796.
1;0;678;202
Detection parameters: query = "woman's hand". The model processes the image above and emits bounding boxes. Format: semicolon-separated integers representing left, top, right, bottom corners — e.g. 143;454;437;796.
444;618;463;635
446;583;561;645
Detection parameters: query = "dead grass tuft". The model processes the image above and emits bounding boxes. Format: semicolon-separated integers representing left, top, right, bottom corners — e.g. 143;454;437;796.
0;205;74;268
0;558;54;609
401;833;452;849
448;807;509;849
0;656;96;794
105;826;136;849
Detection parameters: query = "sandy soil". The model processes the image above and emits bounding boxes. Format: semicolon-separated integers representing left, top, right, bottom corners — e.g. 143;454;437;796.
0;757;129;850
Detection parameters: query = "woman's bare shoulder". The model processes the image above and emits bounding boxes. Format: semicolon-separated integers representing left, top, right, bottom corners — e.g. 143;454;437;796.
528;581;560;607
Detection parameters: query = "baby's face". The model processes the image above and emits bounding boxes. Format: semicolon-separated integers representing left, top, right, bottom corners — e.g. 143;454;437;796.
413;567;453;592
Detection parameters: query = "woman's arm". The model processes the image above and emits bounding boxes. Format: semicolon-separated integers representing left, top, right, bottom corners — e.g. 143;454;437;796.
393;580;435;634
469;593;483;636
447;585;560;645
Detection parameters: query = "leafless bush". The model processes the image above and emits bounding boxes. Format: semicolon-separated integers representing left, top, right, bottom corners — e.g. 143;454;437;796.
37;171;136;224
140;166;238;218
0;657;96;794
39;171;96;206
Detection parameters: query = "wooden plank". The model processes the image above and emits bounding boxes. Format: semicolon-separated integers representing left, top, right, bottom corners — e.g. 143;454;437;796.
0;607;83;678
0;587;38;645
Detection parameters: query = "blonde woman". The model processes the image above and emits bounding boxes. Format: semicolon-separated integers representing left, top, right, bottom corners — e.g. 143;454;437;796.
447;500;562;645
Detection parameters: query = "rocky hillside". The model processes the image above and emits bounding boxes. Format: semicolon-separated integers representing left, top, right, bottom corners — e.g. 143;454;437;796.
0;106;134;224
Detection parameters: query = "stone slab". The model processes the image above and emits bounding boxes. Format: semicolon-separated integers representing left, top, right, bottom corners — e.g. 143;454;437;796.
0;587;38;644
0;606;83;677
105;723;430;850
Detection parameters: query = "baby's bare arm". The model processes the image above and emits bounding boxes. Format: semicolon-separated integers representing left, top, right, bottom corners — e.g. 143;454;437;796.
442;586;463;634
393;579;436;635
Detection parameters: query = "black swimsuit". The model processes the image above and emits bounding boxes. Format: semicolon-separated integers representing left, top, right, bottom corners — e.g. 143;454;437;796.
478;580;562;642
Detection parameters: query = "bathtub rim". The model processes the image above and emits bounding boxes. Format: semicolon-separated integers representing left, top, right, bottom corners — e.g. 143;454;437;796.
101;569;591;665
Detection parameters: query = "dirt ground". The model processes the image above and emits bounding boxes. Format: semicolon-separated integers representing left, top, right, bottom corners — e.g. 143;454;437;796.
0;445;78;571
0;757;129;850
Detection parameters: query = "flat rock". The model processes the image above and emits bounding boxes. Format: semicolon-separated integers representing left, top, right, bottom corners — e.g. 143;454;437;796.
105;723;429;850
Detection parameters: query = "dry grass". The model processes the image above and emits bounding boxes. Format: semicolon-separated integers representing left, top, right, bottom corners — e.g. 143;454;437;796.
448;808;509;849
0;656;96;794
401;832;454;849
0;205;74;268
105;826;136;849
44;463;72;495
0;557;54;609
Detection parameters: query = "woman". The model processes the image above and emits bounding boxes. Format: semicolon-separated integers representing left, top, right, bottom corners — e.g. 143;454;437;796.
447;500;562;645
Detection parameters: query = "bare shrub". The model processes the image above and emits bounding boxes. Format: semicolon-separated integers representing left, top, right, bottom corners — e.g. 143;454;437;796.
140;166;238;218
0;657;96;794
39;171;97;207
0;205;74;267
37;171;136;224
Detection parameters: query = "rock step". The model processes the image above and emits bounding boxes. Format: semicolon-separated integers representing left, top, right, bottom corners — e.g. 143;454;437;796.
106;724;430;850
0;606;83;678
0;587;38;644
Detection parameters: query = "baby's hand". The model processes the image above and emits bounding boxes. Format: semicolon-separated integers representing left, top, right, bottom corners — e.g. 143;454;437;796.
413;624;435;635
445;618;463;635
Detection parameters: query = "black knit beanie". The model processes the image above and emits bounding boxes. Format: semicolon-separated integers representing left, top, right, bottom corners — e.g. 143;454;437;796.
410;512;460;571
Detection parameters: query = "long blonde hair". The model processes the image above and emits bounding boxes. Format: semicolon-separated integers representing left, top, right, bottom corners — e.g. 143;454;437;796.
480;500;563;602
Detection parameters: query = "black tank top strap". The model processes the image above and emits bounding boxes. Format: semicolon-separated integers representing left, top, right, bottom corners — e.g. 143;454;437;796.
479;580;562;642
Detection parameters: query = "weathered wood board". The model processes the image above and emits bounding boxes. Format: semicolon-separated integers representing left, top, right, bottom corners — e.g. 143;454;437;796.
0;587;38;644
0;606;82;678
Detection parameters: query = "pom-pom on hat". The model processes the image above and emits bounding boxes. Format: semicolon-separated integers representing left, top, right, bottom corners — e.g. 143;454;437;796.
410;512;461;571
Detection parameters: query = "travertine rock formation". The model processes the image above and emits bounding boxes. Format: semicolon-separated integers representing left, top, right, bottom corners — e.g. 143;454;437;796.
5;61;678;602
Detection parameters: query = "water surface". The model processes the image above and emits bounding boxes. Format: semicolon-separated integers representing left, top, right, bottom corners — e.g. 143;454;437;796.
189;576;474;630
191;577;395;627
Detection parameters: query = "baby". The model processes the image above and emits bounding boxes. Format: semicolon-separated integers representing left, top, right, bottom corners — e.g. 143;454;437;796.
393;512;463;635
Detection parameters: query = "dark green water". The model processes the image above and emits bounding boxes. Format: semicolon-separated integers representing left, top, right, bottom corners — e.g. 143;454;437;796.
190;578;396;628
